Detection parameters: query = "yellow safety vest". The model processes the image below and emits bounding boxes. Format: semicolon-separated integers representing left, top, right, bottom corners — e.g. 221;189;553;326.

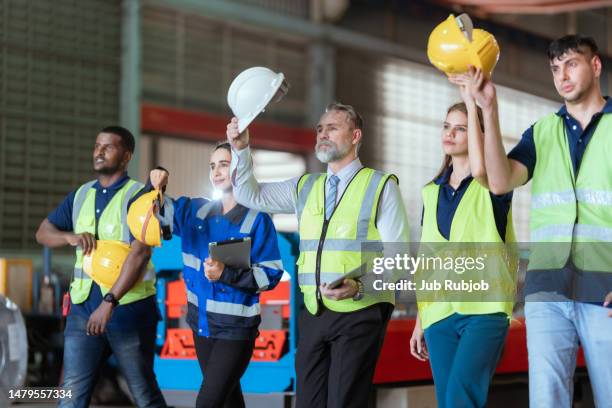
296;168;397;315
418;179;517;329
529;113;612;272
71;179;156;305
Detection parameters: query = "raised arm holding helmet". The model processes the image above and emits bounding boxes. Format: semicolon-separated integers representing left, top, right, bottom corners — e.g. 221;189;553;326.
35;126;166;408
227;100;410;408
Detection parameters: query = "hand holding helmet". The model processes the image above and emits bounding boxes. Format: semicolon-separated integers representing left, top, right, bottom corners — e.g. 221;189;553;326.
428;14;500;78
82;240;131;288
150;169;169;191
226;117;249;151
448;68;478;109
226;66;289;147
449;67;498;111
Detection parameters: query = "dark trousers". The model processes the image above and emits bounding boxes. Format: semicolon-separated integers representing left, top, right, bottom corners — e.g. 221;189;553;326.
295;303;393;408
59;314;166;408
193;333;255;408
424;313;509;408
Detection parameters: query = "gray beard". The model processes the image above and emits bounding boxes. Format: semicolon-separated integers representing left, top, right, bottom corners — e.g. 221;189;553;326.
315;142;350;163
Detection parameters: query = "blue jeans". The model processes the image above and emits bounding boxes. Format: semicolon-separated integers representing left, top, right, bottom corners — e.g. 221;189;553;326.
424;313;509;408
59;313;166;408
525;294;612;408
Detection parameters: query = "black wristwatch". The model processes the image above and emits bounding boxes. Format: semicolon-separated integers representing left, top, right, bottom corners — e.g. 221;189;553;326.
352;279;364;301
103;293;119;308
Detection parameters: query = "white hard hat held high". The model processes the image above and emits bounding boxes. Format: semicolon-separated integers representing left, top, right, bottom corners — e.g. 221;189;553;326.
227;67;289;133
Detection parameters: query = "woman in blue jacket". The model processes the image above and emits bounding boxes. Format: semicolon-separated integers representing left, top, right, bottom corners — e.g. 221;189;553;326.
151;142;284;408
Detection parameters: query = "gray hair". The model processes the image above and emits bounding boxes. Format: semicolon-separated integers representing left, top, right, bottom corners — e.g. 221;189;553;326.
325;102;364;130
324;102;363;153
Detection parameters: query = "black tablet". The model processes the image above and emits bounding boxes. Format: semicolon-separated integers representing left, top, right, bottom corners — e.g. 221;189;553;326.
208;237;251;269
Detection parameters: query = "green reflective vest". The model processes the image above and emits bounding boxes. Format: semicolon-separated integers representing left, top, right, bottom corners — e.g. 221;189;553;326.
71;179;156;305
529;113;612;271
418;179;517;329
296;168;396;315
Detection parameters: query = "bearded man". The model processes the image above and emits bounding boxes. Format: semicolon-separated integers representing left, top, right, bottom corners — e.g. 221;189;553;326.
226;102;410;408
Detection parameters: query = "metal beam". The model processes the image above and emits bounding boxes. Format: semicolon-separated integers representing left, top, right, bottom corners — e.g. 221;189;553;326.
307;41;335;173
143;0;561;100
121;0;142;179
146;0;425;63
141;104;314;154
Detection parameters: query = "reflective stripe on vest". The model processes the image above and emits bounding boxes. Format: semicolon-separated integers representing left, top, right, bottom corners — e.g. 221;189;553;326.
72;180;97;279
298;272;346;286
418;179;517;330
71;179;156;305
531;189;612;209
73;180;150;280
299;239;384;252
297;168;396;315
72;180;97;236
296;174;321;218
529;113;612;271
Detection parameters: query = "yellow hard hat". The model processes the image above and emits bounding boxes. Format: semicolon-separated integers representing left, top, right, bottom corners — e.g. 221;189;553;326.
427;14;500;77
127;190;162;247
83;240;131;288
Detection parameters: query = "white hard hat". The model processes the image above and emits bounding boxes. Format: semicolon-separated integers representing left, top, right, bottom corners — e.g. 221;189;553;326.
227;67;289;133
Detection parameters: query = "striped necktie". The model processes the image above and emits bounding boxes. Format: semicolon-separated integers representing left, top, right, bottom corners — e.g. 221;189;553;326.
325;175;340;220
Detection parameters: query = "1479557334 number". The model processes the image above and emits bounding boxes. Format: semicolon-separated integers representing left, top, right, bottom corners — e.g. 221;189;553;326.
8;388;72;401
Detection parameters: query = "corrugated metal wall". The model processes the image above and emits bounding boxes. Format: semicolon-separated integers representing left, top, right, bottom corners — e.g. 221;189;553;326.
0;0;121;249
336;47;559;242
227;0;309;18
140;3;311;232
141;3;310;127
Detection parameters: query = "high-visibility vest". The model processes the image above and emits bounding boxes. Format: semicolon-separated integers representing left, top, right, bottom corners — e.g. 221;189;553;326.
71;179;156;305
418;179;517;329
529;113;612;272
296;168;397;315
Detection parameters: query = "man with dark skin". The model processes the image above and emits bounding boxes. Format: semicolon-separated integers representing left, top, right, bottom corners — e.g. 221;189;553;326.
36;126;166;408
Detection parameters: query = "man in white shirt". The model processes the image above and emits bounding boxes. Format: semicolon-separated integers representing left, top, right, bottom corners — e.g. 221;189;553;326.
227;102;410;408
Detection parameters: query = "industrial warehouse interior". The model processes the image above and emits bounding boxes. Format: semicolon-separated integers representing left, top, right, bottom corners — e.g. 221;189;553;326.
1;0;612;407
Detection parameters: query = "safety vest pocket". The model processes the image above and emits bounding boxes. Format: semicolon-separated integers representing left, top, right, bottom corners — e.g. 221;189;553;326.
76;213;95;231
101;223;119;238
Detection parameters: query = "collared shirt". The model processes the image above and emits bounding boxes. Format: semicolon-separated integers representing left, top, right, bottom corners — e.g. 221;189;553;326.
325;158;363;204
429;166;512;241
508;96;612;180
508;97;612;303
47;173;158;329
49;173;139;235
230;147;410;244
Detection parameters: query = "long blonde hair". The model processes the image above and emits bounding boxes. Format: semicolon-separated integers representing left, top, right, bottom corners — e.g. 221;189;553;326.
431;102;484;183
